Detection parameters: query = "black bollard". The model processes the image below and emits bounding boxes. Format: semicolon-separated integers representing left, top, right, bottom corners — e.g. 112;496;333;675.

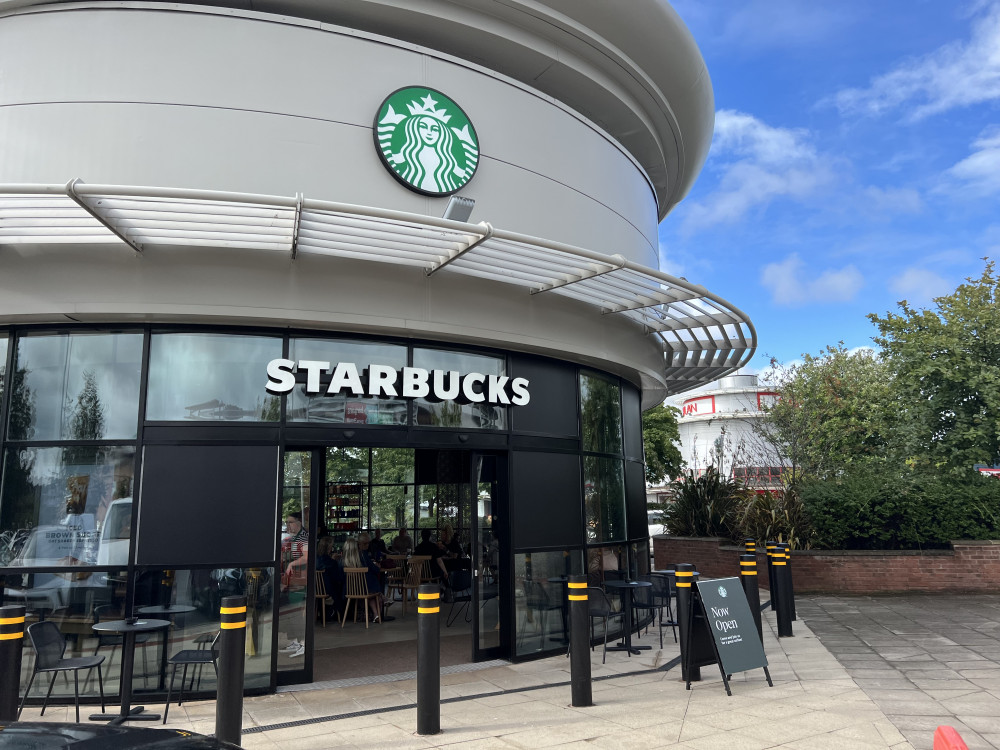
215;595;247;745
739;554;764;644
765;540;777;611
567;575;593;707
416;584;441;735
675;564;701;685
744;537;756;555
773;550;794;637
0;605;26;721
778;542;797;621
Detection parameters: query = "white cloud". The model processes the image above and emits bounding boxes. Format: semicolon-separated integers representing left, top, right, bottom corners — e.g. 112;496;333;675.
859;186;924;217
760;253;864;306
831;2;1000;120
947;127;1000;193
680;111;833;233
889;267;953;304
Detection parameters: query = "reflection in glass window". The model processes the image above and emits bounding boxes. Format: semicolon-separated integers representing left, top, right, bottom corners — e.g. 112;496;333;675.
513;550;583;656
2;568;131;699
287;339;407;425
8;333;143;440
0;446;134;567
587;545;626;587
146;333;281;421
584;456;626;544
580;372;622;454
0;336;6;408
412;349;507;430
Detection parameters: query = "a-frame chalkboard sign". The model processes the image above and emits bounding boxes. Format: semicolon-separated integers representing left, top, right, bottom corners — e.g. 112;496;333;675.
685;577;773;695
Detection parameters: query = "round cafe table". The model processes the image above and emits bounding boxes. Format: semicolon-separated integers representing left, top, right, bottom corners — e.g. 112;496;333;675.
137;605;196;690
89;618;170;724
604;580;652;656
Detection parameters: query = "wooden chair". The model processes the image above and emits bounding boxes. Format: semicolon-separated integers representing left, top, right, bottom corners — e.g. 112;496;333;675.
384;555;407;601
399;558;428;615
315;571;330;627
341;567;378;628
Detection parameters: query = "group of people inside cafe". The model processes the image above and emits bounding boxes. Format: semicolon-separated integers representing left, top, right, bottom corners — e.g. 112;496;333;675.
280;512;469;626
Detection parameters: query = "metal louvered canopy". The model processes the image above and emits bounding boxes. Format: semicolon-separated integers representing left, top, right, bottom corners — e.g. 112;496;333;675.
0;181;756;395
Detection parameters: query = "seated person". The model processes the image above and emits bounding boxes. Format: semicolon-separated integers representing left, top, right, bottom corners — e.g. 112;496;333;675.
413;528;447;583
368;528;388;560
315;536;344;617
391;528;413;555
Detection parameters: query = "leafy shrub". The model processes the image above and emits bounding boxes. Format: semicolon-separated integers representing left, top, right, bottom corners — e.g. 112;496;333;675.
664;467;745;538
801;468;1000;549
732;488;814;550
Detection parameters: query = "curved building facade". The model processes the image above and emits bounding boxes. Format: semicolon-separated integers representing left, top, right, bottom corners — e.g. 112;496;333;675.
0;1;754;694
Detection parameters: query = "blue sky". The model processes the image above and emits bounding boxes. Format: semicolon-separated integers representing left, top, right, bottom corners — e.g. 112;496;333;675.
662;0;1000;371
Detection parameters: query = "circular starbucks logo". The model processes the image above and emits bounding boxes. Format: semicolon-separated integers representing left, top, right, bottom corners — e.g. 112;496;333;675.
718;586;728;598
374;86;480;196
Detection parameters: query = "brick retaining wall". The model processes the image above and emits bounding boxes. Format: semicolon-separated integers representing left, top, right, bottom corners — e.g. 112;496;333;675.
652;536;1000;594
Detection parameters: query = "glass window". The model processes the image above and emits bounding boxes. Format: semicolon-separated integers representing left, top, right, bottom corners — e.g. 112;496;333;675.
8;333;143;441
580;372;622;454
287;339;407;425
146;333;281;421
0;446;135;567
513;550;583;656
584;456;626;544
586;545;626;587
412;348;507;430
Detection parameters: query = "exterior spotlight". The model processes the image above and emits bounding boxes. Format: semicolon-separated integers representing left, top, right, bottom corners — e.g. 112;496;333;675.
442;196;475;222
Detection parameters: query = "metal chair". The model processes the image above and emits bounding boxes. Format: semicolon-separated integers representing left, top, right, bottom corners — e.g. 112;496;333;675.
342;567;379;627
649;572;678;643
162;631;220;723
517;579;563;648
587;586;624;663
631;579;663;648
18;621;106;723
446;568;473;627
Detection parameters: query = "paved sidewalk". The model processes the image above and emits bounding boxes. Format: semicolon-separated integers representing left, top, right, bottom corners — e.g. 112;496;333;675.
798;594;1000;750
21;608;916;749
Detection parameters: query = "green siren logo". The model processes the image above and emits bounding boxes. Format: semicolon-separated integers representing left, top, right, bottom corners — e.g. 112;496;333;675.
374;87;479;196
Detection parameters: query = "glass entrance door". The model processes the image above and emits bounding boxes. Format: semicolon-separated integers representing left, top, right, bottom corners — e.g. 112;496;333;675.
276;449;315;685
472;453;507;660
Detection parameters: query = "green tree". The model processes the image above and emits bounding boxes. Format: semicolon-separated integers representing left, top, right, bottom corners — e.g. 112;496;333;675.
870;260;1000;475
758;344;892;483
642;404;683;483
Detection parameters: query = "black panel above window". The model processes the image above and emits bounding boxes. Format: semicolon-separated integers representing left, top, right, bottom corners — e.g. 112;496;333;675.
509;355;578;438
510;451;581;550
622;383;642;461
625;458;648;540
136;445;279;566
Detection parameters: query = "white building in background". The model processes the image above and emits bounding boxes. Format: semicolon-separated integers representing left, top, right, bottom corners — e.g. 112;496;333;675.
675;374;788;490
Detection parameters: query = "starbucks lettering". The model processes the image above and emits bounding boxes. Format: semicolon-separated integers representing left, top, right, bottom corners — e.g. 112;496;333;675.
265;359;530;405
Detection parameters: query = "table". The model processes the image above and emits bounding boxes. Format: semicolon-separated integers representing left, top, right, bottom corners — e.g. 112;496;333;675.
89;618;170;724
604;580;652;656
137;605;196;690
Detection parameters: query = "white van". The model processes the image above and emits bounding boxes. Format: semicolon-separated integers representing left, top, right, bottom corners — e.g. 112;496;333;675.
97;498;132;566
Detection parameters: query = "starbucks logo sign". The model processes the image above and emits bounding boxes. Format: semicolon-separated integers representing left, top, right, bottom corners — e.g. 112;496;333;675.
374;86;479;196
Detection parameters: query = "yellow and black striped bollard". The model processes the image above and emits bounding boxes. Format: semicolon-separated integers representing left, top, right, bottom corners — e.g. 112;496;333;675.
744;537;756;555
216;596;247;745
675;564;701;685
772;550;794;637
739;554;763;644
778;542;796;622
417;584;441;735
567;575;593;707
765;540;778;611
0;605;25;721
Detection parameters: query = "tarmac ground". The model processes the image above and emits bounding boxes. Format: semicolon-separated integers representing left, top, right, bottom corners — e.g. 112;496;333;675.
17;594;1000;749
